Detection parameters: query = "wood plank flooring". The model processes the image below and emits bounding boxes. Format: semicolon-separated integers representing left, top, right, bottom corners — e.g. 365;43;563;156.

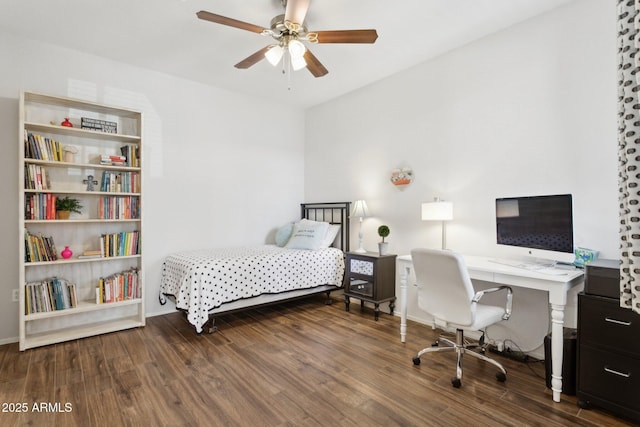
0;295;634;427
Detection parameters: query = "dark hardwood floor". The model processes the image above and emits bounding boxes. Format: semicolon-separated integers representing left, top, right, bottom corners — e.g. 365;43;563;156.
0;295;634;427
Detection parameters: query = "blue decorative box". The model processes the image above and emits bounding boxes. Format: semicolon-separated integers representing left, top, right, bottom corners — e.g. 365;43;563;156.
574;247;598;267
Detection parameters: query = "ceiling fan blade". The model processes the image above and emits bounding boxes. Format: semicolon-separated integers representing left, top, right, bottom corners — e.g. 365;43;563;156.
303;49;328;78
315;29;378;44
284;0;310;26
234;46;272;69
196;10;266;34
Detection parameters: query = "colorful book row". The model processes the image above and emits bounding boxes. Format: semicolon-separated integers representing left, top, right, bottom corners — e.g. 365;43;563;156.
25;277;77;314
24;164;51;190
100;154;127;166
24;230;58;263
24;132;64;162
120;145;140;168
99;196;140;219
25;193;57;220
100;171;140;193
96;268;140;304
101;231;140;258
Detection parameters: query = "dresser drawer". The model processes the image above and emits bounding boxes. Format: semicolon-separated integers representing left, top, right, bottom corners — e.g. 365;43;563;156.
584;259;619;298
349;258;374;276
578;294;640;356
578;344;640;411
348;279;374;298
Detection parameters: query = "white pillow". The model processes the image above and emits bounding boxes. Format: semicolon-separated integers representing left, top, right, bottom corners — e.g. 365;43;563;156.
320;224;341;248
275;222;294;247
298;219;340;248
285;220;330;250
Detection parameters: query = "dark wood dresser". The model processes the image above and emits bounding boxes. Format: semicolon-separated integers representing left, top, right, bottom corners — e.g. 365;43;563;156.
577;259;640;423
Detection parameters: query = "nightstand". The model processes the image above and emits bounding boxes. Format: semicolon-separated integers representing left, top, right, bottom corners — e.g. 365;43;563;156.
343;252;397;320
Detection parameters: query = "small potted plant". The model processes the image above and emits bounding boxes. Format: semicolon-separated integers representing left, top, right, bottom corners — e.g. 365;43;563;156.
378;225;390;255
56;196;83;220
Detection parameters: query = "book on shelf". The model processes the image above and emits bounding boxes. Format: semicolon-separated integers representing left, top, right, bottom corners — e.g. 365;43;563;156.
98;196;140;219
78;249;102;259
24;230;58;262
77;254;102;259
99;154;127;166
120;145;140;168
25;277;77;314
100;231;140;257
25;193;57;220
100;170;140;193
24;132;63;162
96;268;140;304
24;164;51;191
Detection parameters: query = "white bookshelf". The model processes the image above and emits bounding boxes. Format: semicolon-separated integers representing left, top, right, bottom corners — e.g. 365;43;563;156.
19;91;144;351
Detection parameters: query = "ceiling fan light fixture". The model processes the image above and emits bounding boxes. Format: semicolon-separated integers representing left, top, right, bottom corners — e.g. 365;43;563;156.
287;39;306;59
196;2;378;79
265;45;284;66
291;54;307;71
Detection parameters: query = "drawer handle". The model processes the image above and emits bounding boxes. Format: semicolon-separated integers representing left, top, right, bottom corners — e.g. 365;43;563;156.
604;317;632;326
604;366;631;378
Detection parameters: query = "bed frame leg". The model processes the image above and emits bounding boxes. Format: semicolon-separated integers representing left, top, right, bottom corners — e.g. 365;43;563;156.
209;318;218;334
324;291;333;305
203;316;218;334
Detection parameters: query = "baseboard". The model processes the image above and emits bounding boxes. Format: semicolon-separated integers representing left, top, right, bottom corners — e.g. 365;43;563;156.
0;336;18;346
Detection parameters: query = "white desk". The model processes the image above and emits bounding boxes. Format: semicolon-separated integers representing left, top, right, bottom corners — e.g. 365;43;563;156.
397;254;584;402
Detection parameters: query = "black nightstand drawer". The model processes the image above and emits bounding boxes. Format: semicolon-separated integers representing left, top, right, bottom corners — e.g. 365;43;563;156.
348;279;373;298
578;294;640;356
578;344;640;411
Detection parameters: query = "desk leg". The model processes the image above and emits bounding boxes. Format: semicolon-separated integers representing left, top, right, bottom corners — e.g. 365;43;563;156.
550;303;565;403
400;265;410;343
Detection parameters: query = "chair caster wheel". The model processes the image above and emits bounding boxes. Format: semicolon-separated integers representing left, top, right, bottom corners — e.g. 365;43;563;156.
496;372;506;382
431;340;439;347
451;378;461;388
412;357;421;365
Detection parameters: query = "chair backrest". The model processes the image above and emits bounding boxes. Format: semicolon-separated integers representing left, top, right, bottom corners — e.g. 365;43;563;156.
411;248;476;326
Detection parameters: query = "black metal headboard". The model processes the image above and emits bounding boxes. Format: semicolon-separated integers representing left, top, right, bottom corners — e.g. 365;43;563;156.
300;202;351;252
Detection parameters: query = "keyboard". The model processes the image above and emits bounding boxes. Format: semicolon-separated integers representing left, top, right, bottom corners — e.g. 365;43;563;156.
489;259;554;270
488;259;572;275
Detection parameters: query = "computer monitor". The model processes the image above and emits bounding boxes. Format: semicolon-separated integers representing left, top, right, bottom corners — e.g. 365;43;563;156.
495;194;574;264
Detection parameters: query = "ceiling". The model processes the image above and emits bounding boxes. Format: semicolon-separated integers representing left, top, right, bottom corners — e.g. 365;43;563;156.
1;0;573;108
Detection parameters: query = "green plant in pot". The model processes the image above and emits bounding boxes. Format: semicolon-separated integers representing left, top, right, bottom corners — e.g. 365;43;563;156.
56;196;82;220
378;225;390;255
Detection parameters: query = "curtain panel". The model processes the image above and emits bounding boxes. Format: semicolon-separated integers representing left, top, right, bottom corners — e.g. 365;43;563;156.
618;0;640;314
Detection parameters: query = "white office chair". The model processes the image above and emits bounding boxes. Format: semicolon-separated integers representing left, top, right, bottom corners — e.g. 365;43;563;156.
411;248;513;388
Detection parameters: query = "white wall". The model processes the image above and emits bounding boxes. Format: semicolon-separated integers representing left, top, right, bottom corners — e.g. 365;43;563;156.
0;34;305;344
305;0;617;356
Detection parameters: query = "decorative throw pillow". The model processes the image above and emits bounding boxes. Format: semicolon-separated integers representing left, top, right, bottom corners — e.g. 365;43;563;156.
275;222;294;247
297;219;340;248
285;221;330;250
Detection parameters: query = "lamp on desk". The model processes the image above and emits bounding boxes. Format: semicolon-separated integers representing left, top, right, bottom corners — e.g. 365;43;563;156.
421;198;453;250
351;200;369;253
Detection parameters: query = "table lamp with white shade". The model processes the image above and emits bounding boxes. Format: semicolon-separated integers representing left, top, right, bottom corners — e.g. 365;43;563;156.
421;198;453;250
351;200;369;253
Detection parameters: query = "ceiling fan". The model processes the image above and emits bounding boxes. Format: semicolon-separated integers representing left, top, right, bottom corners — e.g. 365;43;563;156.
196;0;378;78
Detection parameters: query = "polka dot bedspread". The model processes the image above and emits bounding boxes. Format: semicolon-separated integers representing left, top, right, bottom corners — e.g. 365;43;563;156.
159;245;345;332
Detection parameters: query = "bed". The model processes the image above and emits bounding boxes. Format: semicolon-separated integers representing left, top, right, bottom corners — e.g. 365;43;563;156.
159;202;351;333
